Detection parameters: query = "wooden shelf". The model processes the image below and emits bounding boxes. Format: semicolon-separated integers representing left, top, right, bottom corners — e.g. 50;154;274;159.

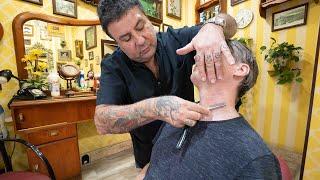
195;0;227;24
259;0;292;18
196;0;220;12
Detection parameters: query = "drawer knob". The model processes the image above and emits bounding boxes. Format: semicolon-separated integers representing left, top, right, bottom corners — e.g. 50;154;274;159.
18;113;24;122
33;164;39;172
48;130;59;136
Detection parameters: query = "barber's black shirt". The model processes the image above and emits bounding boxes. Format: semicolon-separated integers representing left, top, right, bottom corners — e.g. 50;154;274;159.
96;26;201;168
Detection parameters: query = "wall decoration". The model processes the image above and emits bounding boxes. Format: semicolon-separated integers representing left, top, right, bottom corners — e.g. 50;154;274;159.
24;39;31;46
58;49;72;61
272;3;308;32
85;26;97;50
23;24;34;36
75;40;84;59
101;39;117;58
235;9;254;29
53;0;77;18
162;23;172;32
95;56;100;65
40;27;52;41
47;24;65;37
231;0;247;6
22;0;43;5
167;0;181;20
89;51;94;60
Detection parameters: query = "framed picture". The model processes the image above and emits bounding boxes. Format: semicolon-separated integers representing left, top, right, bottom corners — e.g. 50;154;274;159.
231;0;247;6
85;26;97;50
24;39;31;46
152;23;161;33
272;3;308;32
22;0;43;5
167;0;181;20
162;23;172;32
75;40;84;59
101;39;117;58
58;49;72;61
52;0;77;18
23;24;34;36
47;24;65;37
89;51;94;60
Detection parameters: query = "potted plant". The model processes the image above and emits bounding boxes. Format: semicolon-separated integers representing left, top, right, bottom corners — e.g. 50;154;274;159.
260;38;303;84
22;43;50;89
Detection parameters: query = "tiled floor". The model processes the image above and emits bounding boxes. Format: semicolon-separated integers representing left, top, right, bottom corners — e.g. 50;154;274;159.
81;150;140;180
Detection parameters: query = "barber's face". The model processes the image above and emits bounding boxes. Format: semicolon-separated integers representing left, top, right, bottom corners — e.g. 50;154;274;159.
108;6;157;64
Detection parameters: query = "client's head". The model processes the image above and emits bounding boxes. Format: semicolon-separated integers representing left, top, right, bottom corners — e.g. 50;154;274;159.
191;40;258;101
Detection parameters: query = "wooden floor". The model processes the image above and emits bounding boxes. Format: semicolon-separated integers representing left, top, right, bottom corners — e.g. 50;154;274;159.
81;150;140;180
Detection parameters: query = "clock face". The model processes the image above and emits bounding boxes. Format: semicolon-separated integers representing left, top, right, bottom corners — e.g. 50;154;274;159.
235;9;253;29
60;64;80;78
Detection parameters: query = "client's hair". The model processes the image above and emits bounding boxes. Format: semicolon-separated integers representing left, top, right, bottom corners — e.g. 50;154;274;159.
227;40;259;98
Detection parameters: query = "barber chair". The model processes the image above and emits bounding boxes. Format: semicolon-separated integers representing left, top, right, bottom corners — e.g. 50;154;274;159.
277;155;292;180
0;138;55;180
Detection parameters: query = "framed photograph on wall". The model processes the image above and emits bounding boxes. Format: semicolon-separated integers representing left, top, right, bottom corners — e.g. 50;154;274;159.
24;39;31;46
231;0;247;6
75;40;84;59
58;49;72;61
167;0;181;20
162;23;172;32
101;39;117;58
23;24;34;36
53;0;77;18
22;0;43;5
85;26;97;50
88;51;94;60
272;3;308;32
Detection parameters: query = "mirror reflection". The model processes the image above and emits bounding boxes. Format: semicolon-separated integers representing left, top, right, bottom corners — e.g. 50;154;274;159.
22;20;117;90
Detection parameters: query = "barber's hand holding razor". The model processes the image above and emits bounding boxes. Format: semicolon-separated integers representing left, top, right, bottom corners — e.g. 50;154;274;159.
154;96;210;128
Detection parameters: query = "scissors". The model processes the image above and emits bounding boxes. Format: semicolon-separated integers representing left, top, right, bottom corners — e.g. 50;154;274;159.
176;102;226;150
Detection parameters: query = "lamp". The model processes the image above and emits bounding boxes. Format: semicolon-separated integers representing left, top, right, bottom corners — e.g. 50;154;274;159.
0;69;21;90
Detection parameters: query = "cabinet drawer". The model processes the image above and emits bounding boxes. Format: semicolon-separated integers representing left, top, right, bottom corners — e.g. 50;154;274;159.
25;124;76;145
27;137;81;180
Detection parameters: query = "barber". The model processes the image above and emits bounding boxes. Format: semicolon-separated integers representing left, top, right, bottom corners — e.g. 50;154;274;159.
95;0;237;168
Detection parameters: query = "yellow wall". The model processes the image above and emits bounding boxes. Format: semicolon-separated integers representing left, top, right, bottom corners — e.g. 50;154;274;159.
303;40;320;179
228;0;320;154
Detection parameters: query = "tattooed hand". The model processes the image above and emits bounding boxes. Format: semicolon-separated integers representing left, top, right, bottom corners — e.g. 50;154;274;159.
154;96;210;127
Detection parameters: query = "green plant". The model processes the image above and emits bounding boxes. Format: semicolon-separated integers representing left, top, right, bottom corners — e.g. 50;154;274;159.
260;38;303;84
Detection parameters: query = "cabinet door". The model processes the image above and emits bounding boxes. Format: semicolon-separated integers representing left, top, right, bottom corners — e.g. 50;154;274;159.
27;137;81;180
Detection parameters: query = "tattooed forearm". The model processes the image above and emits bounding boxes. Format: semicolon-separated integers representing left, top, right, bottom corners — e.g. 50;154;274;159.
155;96;181;125
94;99;156;134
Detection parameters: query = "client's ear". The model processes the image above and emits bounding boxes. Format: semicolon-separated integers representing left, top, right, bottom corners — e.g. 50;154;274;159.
233;63;250;77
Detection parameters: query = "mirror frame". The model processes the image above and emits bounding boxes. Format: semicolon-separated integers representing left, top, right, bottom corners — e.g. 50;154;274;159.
12;12;100;79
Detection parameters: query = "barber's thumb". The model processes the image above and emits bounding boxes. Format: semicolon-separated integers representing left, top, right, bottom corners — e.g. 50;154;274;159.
176;42;194;55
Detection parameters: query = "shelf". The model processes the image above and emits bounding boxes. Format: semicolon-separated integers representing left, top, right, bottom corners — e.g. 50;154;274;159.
196;0;220;12
259;0;292;18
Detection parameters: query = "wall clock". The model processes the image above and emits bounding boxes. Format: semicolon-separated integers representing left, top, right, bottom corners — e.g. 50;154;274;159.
235;9;254;29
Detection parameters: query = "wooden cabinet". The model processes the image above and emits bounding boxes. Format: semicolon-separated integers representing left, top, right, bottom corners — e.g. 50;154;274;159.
11;96;96;179
195;0;227;24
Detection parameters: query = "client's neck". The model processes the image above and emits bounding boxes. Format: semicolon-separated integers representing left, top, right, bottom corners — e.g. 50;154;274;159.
199;87;240;121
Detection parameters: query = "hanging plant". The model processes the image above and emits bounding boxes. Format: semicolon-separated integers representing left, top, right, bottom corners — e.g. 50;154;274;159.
260;38;303;84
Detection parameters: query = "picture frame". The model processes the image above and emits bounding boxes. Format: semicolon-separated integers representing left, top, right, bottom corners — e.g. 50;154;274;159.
52;0;77;18
22;0;43;5
75;40;84;59
166;0;181;20
23;24;34;36
58;49;72;61
162;23;172;32
231;0;247;6
101;39;117;58
152;23;161;33
272;3;308;32
85;26;97;50
24;39;31;46
88;51;94;60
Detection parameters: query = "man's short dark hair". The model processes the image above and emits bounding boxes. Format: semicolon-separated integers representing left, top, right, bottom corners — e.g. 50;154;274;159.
227;40;259;98
97;0;144;38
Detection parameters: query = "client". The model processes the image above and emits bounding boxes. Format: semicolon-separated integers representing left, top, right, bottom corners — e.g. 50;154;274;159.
139;40;281;180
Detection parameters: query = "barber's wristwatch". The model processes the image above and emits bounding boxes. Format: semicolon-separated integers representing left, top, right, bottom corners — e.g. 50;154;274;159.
205;16;226;29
